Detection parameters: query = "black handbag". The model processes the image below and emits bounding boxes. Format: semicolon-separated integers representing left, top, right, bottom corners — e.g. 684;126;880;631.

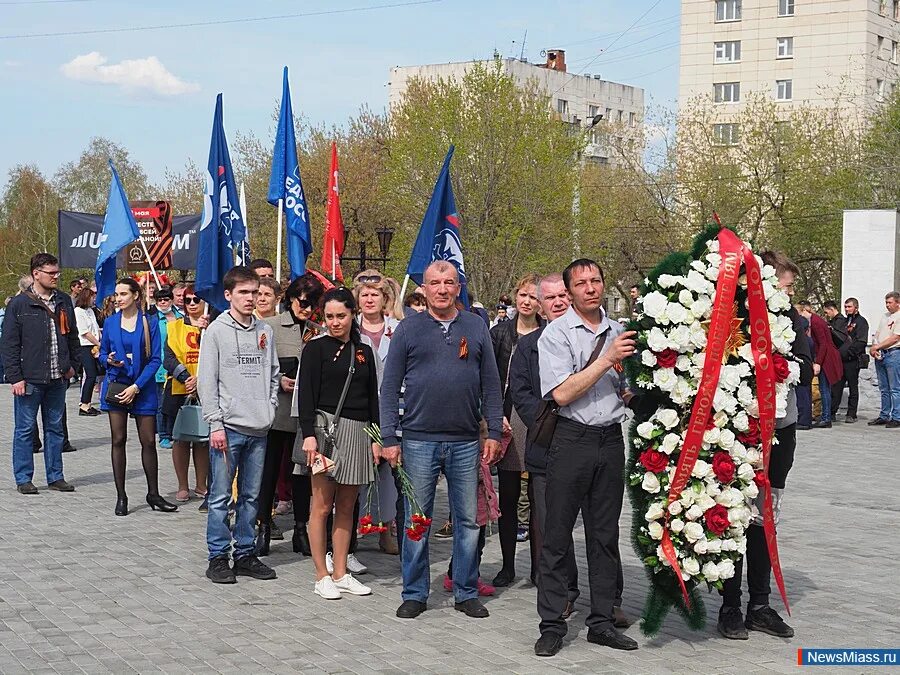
104;315;151;410
528;330;610;447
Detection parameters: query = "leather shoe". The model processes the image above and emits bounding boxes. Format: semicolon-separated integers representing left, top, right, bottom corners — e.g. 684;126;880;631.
491;568;515;587
886;420;900;429
534;632;563;657
16;482;38;495
812;420;832;429
454;598;489;618
844;416;858;424
396;600;427;619
47;479;75;492
613;606;632;628
62;443;77;453
868;418;887;426
586;628;639;651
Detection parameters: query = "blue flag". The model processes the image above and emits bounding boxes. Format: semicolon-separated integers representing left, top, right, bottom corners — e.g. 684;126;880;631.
268;66;312;280
406;146;469;307
196;94;247;312
95;160;140;305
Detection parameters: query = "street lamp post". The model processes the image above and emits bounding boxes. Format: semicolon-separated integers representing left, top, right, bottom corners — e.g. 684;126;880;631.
341;225;395;274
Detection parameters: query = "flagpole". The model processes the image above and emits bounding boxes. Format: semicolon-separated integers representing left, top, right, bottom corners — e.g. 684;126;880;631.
275;199;284;282
138;236;162;288
239;183;249;266
332;242;336;282
400;274;410;300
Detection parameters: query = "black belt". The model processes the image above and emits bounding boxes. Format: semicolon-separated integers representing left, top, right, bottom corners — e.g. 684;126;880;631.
557;416;620;435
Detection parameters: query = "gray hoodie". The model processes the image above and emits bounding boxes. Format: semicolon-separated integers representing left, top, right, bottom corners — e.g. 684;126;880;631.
198;311;280;437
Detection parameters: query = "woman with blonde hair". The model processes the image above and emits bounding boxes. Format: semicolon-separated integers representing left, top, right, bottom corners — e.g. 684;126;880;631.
383;276;406;321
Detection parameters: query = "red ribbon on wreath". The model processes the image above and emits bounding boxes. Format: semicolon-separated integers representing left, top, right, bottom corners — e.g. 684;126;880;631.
659;228;788;615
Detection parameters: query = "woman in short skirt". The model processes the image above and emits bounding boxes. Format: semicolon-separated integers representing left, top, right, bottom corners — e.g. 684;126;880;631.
299;287;379;600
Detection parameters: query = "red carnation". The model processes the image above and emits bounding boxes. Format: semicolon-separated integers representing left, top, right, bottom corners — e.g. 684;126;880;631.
772;353;790;383
639;448;669;473
711;451;736;484
653;348;678;369
704;504;731;536
753;470;769;489
359;514;373;526
737;416;761;446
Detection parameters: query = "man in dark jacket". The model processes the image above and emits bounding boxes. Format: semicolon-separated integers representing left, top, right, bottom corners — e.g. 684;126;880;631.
509;272;629;627
1;253;79;494
832;298;869;422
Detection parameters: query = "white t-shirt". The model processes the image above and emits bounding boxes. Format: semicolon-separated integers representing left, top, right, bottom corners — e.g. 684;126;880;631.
74;306;100;347
875;309;900;347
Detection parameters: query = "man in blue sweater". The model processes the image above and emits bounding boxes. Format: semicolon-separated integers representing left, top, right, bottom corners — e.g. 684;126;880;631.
380;260;503;620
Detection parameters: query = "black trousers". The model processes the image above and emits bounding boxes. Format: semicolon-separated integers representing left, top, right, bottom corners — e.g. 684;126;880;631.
832;359;860;418
496;469;521;575
721;424;795;608
258;429;311;525
529;473;579;603
537;419;625;636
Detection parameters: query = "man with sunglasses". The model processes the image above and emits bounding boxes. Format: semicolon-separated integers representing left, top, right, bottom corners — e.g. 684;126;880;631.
152;286;183;449
1;253;80;494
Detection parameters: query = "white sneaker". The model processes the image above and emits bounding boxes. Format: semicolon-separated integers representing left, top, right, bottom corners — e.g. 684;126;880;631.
332;573;372;596
325;552;334;574
314;576;342;600
347;553;368;575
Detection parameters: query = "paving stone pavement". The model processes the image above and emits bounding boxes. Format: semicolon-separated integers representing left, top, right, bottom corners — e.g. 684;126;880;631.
0;375;898;674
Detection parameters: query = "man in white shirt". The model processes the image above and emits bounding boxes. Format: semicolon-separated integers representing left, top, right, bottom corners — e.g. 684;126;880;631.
868;291;900;428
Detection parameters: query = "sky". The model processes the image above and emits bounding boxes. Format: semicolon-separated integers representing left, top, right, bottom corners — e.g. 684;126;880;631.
0;0;681;186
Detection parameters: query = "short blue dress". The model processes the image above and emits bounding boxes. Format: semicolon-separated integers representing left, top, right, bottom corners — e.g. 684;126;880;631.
99;310;161;417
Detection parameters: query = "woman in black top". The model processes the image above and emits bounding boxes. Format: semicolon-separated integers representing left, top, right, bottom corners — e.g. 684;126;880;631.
299;288;379;599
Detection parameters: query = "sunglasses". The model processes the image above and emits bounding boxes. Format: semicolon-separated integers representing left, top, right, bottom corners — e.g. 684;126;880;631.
294;297;313;309
155;296;172;302
184;296;202;305
357;275;382;284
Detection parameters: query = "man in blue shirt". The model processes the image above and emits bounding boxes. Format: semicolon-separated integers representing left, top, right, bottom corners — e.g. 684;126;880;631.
380;260;503;620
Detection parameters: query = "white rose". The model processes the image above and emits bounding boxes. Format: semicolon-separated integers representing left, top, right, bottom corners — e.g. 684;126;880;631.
761;264;776;279
657;274;681;289
713;389;738;415
648;521;664;540
707;239;720;252
767;289;791;313
668;500;683;515
679;489;695;507
719;366;742;392
678;289;694;307
695;493;716;511
653;368;677;392
742;481;759;499
682;557;700;576
737;342;755;364
705;252;722;269
641;291;670;321
704;480;721;497
685;504;704;521
661;433;681;455
736;383;754;407
692;459;712;479
645;502;665;521
685;270;714;295
704;264;719;281
668;325;692;352
683;521;705;542
718;429;736;450
737;463;756;482
656;408;680;430
666;301;688;324
675;355;692;372
671;377;694;405
646;327;670;352
637;421;656;439
702;561;720;582
642;472;661;494
706;538;722;554
689;322;708;349
656;545;670;565
690;260;706;273
690;296;712;320
720;538;738;552
703;427;721;445
712;410;729;428
732;411;749;432
670;518;686;533
716;559;736;580
693;538;709;554
641;350;658;367
745;449;762;464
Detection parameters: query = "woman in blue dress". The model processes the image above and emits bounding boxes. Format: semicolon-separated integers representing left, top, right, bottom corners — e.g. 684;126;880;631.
100;277;177;517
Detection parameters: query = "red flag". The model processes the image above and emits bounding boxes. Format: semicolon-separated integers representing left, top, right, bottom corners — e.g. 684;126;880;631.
321;141;345;281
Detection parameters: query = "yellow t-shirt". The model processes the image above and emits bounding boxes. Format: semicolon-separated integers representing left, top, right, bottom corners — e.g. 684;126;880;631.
166;319;201;395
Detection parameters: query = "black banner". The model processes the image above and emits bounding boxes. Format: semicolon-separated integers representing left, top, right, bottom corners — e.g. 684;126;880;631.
58;210;201;270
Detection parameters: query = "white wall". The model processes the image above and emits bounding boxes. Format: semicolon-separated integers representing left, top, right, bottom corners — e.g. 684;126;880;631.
842;209;900;338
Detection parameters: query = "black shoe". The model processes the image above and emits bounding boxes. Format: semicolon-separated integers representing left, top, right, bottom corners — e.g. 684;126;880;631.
812;420;832;429
717;605;748;640
454;598;489;618
270;521;284;540
586;627;639;650
868;418;888;426
115;496;128;516
745;605;794;638
844;416;858;424
256;522;271;556
292;524;311;556
613;606;632;628
62;443;77;453
534;632;563;657
47;479;75;492
146;494;178;512
796;424;811;431
78;408;101;417
396;600;427;619
16;482;38;495
886;420;900;429
491;568;515;588
198;497;209;512
206;556;236;584
233;554;277;580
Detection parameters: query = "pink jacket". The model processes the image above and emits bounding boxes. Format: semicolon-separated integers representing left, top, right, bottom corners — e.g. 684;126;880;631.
476;460;500;527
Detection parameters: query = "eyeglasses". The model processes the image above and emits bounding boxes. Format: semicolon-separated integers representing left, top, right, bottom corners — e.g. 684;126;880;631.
357;275;382;284
36;268;61;278
184;296;202;305
155;297;172;302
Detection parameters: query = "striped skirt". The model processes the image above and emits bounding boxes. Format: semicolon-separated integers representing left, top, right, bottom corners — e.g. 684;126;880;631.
294;413;374;486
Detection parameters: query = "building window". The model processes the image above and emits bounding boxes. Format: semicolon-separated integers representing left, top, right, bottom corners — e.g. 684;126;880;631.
605;107;612;122
878;36;885;59
715;0;741;22
617;110;624;122
557;99;569;114
893;41;899;64
877;78;886;99
712;123;740;145
894;0;899;20
778;0;794;17
629;112;637;127
880;0;887;16
714;40;742;63
776;79;793;101
714;82;741;103
776;37;794;59
588;104;599;118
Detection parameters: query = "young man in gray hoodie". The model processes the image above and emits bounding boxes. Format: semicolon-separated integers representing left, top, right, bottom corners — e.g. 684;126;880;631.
198;266;280;584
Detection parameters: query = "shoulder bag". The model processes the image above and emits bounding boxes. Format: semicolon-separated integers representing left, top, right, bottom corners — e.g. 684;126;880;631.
104;315;151;409
528;330;610;448
172;395;210;442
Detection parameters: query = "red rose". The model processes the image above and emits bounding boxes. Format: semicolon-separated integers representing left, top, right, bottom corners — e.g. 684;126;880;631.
711;451;736;484
737;416;760;446
639;448;669;473
772;353;790;383
653;348;678;369
704;504;731;536
753;470;769;490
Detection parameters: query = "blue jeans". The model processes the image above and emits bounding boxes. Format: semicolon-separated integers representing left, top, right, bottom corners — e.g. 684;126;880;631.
875;349;900;421
156;382;172;441
12;379;66;486
796;385;812;427
817;372;832;423
206;429;266;560
400;439;480;603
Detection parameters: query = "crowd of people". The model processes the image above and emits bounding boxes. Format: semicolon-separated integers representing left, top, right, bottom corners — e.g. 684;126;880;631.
2;249;900;658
